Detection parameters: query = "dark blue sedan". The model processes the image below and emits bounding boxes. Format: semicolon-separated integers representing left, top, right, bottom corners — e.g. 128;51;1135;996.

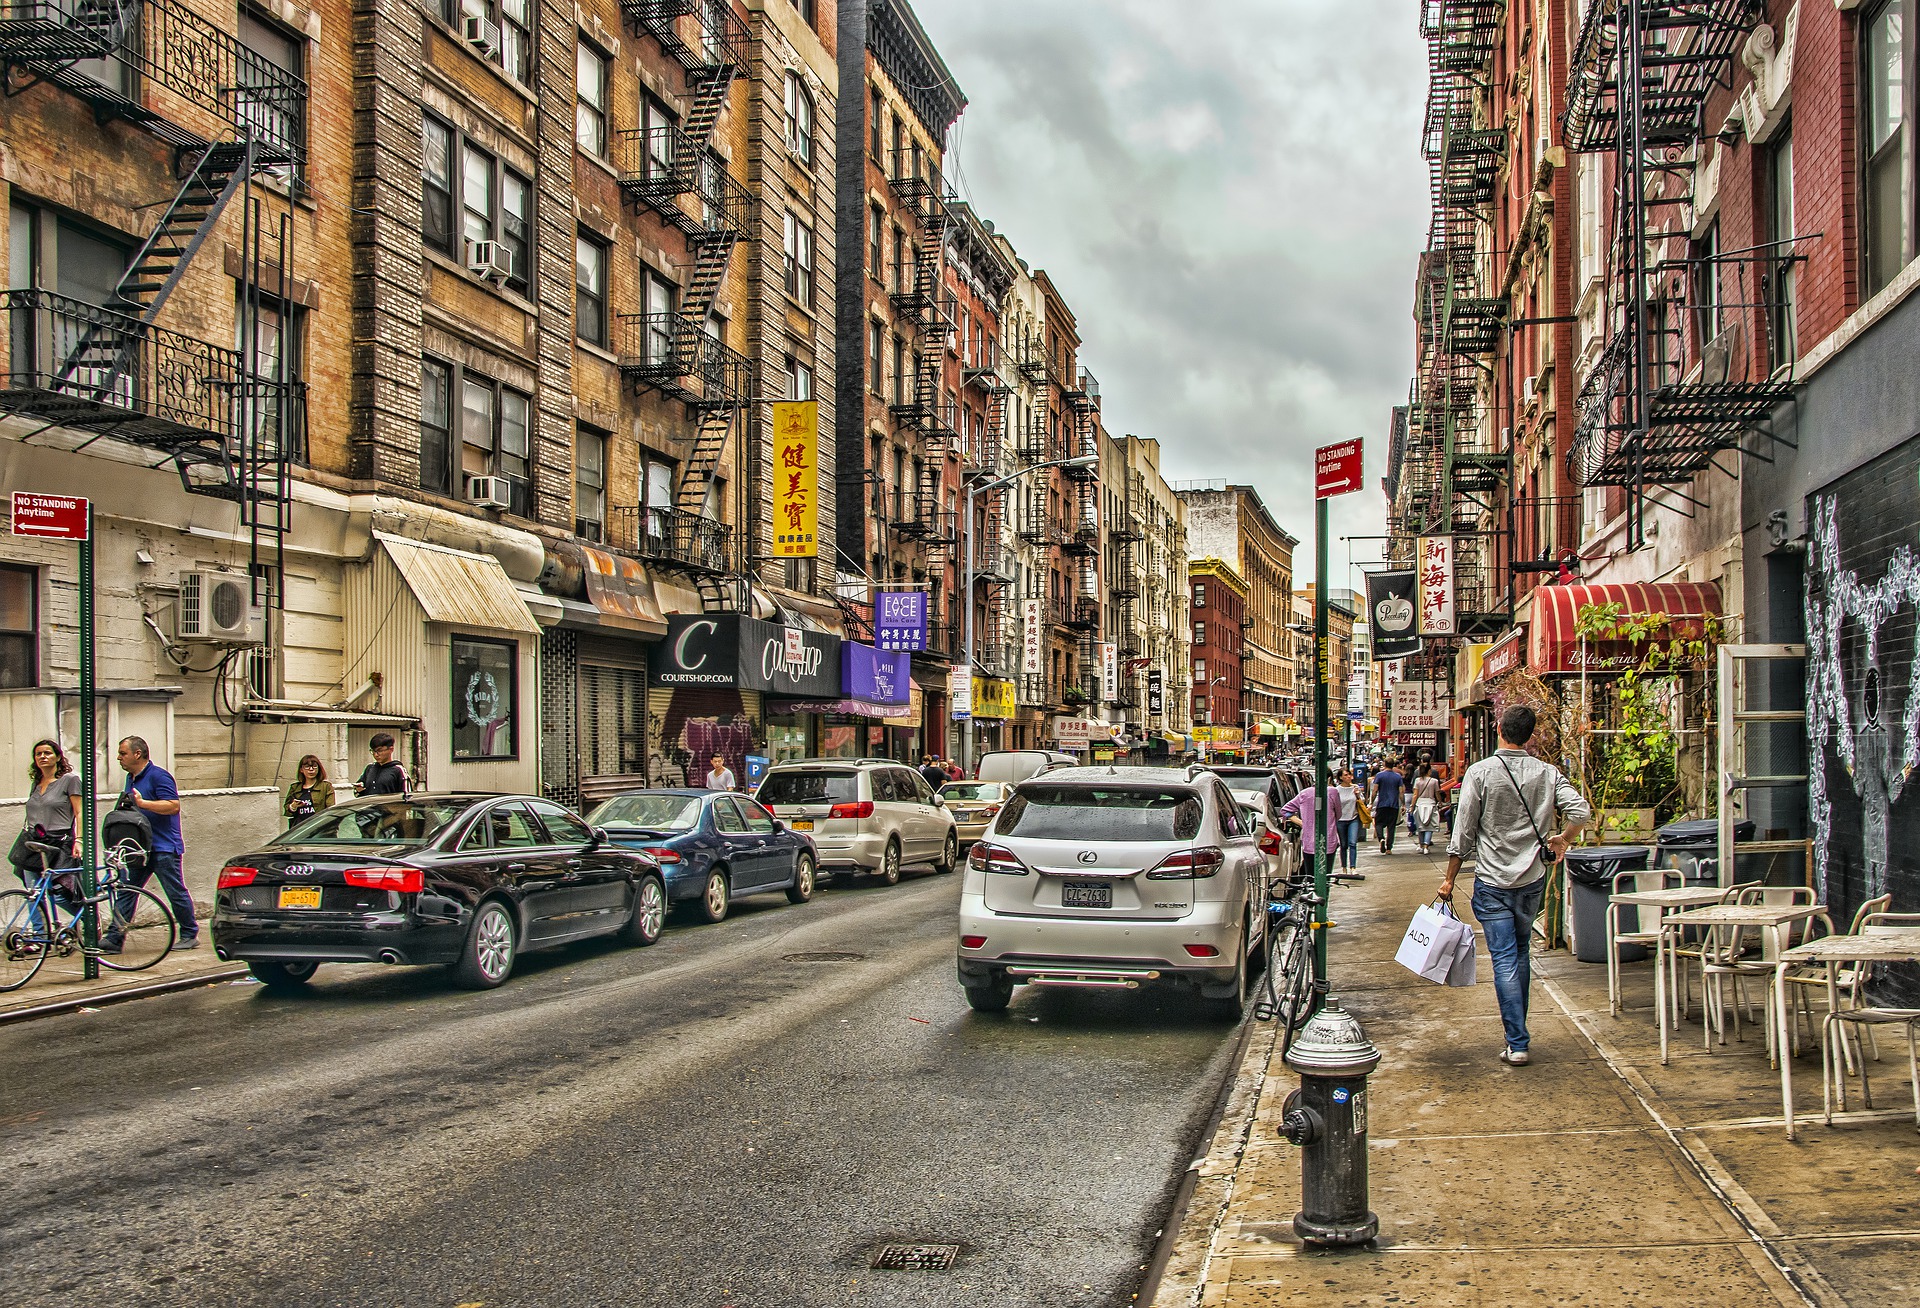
583;790;817;922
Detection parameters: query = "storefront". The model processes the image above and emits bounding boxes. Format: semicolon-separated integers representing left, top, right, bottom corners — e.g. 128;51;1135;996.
1191;724;1246;758
763;640;910;761
970;676;1016;752
649;614;841;788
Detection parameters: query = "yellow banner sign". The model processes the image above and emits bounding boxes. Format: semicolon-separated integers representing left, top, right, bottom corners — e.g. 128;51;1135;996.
772;401;818;558
971;677;1016;720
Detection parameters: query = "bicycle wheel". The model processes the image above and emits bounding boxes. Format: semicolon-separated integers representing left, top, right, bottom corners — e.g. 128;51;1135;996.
0;889;50;992
1277;929;1318;1055
94;883;176;971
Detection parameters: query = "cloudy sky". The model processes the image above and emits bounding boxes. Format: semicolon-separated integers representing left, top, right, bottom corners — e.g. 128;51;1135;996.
917;0;1429;585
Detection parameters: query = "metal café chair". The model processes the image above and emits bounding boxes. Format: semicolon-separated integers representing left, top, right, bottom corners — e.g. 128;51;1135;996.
1700;885;1815;1056
1821;912;1920;1126
1606;866;1683;1017
1780;894;1891;1073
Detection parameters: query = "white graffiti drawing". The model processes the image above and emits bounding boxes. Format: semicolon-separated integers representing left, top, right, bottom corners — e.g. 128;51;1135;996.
1805;495;1920;903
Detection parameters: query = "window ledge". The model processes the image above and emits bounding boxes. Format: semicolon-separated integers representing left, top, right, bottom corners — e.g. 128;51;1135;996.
1790;255;1920;385
576;339;619;365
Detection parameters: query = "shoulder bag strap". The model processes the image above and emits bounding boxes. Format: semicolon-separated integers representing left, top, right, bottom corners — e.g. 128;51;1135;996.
1496;756;1552;846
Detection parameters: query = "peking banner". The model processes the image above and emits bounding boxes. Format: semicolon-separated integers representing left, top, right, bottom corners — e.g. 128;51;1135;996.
770;401;818;558
1417;535;1455;636
1367;569;1422;660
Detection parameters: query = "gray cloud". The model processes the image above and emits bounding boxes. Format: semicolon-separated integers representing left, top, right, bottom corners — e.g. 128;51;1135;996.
921;0;1425;579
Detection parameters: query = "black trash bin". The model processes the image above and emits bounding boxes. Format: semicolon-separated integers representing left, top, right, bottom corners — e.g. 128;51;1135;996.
1653;818;1756;884
1565;845;1653;964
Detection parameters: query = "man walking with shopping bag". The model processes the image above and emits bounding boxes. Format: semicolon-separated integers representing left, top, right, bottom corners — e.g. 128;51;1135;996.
1438;705;1590;1065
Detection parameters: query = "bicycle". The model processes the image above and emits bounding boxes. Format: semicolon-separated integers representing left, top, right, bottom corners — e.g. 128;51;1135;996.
1253;828;1366;1052
0;838;177;991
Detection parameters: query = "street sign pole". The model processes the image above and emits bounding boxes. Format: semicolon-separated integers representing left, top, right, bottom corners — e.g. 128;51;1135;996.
1313;494;1330;987
78;502;98;979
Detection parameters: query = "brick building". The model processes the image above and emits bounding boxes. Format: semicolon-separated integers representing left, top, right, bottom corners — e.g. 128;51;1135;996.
1178;483;1297;744
1187;557;1245;754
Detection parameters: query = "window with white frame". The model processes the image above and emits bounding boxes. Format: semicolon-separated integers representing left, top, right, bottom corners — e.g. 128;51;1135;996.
1863;0;1910;295
576;40;609;157
440;0;530;84
448;365;533;515
782;209;815;304
424;113;531;296
575;424;606;541
642;265;676;362
575;231;608;346
784;71;814;163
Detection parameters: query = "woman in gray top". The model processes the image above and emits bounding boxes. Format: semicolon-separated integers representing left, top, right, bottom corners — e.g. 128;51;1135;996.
20;738;83;873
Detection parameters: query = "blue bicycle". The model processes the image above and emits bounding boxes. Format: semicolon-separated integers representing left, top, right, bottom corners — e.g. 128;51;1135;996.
1;837;177;990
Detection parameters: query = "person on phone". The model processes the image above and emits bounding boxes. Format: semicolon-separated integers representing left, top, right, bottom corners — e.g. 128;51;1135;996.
1437;705;1589;1067
283;755;335;826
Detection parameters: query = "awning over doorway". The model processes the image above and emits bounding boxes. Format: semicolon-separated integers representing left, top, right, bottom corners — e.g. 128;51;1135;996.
375;533;538;634
1526;582;1721;675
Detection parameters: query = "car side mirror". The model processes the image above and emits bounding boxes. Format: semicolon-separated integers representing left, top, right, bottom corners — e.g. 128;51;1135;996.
589;826;608;847
930;793;944;807
772;818;788;832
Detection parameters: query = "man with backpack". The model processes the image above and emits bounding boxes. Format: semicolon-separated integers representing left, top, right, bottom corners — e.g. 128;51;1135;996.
104;736;198;952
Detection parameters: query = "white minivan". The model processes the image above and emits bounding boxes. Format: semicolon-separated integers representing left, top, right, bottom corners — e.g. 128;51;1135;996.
755;759;958;885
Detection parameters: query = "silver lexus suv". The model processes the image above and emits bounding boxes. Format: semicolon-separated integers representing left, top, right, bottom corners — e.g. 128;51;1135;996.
755;759;958;885
955;768;1268;1018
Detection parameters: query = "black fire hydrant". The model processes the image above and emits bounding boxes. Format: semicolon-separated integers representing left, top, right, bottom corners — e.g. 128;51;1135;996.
1275;997;1380;1247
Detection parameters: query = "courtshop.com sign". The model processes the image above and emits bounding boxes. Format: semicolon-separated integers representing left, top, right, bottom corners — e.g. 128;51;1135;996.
649;614;841;698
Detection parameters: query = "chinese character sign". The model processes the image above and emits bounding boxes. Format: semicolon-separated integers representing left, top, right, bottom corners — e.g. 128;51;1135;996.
1101;642;1117;703
875;590;928;652
771;401;818;558
1389;681;1452;732
1417;536;1455;636
1021;597;1043;674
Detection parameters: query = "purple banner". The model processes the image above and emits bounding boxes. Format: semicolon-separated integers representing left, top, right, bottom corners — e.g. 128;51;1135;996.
842;641;909;705
875;590;927;652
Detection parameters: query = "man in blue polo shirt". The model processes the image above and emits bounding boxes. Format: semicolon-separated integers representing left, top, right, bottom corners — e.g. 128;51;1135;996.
105;736;198;951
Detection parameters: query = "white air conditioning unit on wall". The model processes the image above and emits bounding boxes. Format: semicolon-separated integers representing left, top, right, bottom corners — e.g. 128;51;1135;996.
467;239;512;283
463;15;499;56
178;571;262;645
466;475;511;509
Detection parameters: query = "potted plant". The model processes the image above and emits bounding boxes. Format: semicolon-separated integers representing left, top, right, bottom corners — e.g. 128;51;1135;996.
1062;685;1090;707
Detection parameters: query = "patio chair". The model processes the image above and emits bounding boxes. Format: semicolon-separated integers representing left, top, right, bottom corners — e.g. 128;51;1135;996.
1667;873;1742;1023
1607;867;1682;1017
1822;998;1920;1129
1780;894;1891;1072
1699;887;1810;1058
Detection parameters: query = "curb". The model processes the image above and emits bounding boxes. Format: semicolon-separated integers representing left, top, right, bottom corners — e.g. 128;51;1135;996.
0;964;248;1026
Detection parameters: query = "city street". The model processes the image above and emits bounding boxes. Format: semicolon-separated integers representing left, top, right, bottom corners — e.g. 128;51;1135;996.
0;872;1241;1308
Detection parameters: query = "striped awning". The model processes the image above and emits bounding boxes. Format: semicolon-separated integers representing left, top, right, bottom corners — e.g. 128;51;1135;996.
1525;582;1720;675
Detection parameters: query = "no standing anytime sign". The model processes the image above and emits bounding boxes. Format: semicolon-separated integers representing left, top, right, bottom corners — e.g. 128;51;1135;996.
1315;440;1363;499
10;492;89;540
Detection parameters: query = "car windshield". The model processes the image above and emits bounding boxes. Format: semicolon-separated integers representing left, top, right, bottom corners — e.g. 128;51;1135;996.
588;794;702;832
998;787;1204;841
275;799;473;846
940;783;1002;802
1219;777;1269;796
757;771;858;805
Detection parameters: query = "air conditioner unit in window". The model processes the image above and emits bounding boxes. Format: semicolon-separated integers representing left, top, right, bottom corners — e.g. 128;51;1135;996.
467;238;512;283
463;15;499;56
1521;375;1537;407
466;475;511;509
178;571;263;645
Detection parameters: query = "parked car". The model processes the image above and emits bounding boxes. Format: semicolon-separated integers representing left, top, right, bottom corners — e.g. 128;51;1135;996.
210;794;666;992
754;759;958;885
974;750;1078;784
956;767;1268;1018
1189;764;1291;827
585;789;816;922
938;780;1013;845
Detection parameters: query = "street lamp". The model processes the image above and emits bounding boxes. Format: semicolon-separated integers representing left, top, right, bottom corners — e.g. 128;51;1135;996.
962;453;1099;772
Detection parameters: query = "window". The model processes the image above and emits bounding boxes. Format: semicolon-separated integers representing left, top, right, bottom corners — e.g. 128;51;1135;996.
1193;582;1206;608
429;119;531;295
421;357;454;494
868;202;883;279
0;565;36;688
237;289;305;461
890;334;905;405
576;41;609;157
528;799;593;845
890;116;903;176
237;9;304;167
1766;127;1796;370
575;424;606;540
458;371;533;515
1193;621;1205;648
788;0;818;26
1690;219;1721;349
440;0;529;84
575;231;608;346
784;71;814;163
782;209;815;304
869;87;883;159
642;265;676;362
642;94;677;179
451;636;518;760
422;114;455;254
786;354;813;400
890;225;905;294
1194;659;1206;681
868;319;883;394
1864;0;1910;295
644;456;675;542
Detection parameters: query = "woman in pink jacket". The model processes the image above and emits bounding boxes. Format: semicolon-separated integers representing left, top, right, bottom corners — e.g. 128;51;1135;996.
1275;784;1339;861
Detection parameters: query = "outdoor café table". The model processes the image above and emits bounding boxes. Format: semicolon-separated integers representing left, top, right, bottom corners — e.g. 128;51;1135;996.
1608;885;1727;1019
1654;902;1828;1066
1772;930;1920;1140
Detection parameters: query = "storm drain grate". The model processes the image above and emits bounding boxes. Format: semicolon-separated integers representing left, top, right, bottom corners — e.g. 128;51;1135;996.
870;1243;960;1271
783;951;865;962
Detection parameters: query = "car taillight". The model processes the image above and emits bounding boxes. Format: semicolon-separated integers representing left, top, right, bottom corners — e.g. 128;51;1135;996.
218;865;258;888
1145;846;1226;880
960;935;987;949
967;842;1029;875
642;847;682;864
1258;830;1282;855
980;804;1002;817
1183;943;1221;957
828;800;875;819
343;867;424;894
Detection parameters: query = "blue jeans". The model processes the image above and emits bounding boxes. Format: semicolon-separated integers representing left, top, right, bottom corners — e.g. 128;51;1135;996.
1336;818;1362;868
115;850;198;941
1472;877;1545;1052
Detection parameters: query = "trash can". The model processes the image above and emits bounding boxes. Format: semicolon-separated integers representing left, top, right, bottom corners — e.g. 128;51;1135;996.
1653;818;1755;885
1565;846;1652;964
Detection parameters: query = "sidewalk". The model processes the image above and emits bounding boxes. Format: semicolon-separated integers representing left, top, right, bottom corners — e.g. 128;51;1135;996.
1155;845;1920;1307
0;937;242;1024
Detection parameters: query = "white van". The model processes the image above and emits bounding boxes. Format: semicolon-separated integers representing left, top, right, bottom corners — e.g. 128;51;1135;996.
974;751;1078;784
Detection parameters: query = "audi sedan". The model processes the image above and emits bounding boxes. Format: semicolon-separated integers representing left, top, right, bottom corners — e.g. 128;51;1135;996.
210;794;666;991
584;789;817;922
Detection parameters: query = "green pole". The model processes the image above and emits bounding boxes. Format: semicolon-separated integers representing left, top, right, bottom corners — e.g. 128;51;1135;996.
79;501;97;979
1313;495;1329;986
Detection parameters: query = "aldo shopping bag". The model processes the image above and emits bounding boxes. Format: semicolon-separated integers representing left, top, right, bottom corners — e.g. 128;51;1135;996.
1395;901;1471;984
1443;915;1478;986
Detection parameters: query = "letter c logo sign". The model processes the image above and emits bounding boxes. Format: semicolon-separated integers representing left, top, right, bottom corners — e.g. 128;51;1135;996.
675;620;718;671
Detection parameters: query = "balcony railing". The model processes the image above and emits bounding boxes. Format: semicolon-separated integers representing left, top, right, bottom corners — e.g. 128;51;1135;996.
616;313;752;409
621;0;750;76
605;504;733;573
1562;0;1761;153
613;127;753;239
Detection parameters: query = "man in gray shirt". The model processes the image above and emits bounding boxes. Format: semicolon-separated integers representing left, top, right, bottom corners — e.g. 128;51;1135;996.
1438;705;1590;1066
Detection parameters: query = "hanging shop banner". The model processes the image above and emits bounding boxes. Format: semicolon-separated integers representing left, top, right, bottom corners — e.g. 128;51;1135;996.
1021;597;1043;674
972;677;1016;720
1481;627;1525;681
949;665;973;720
771;400;818;558
1417;537;1455;636
1389;680;1452;732
875;590;928;652
1100;642;1118;703
651;614;840;698
1146;669;1164;715
841;641;909;706
1367;569;1422;660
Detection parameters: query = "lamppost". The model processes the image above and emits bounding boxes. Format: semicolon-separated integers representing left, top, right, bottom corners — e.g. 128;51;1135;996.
962;453;1099;772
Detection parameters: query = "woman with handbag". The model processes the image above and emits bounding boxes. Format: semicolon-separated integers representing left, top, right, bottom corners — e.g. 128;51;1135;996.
1409;762;1441;854
283;754;335;827
1331;768;1364;871
12;738;82;885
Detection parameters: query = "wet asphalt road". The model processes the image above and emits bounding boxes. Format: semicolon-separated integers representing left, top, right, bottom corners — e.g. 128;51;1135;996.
0;868;1243;1308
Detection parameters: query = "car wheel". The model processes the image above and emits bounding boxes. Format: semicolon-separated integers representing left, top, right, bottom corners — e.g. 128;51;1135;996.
248;959;318;992
877;838;902;886
623;875;666;946
451;899;516;989
695;868;731;923
964;971;1015;1012
786;853;816;905
934;832;958;874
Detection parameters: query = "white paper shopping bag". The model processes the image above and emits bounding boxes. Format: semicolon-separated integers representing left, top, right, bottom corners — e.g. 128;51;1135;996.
1395;901;1468;983
1444;917;1478;986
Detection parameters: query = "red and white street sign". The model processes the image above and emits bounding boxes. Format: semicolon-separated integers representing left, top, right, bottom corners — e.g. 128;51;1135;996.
1315;439;1363;498
10;492;89;540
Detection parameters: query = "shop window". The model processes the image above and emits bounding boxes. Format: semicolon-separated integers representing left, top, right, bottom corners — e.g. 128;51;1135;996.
0;565;37;688
452;635;519;759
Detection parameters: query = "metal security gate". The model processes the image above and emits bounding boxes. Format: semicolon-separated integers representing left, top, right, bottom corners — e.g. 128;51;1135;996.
579;663;649;804
541;629;580;810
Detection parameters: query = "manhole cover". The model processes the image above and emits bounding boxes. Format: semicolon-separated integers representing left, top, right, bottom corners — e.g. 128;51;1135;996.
782;951;865;962
870;1242;960;1271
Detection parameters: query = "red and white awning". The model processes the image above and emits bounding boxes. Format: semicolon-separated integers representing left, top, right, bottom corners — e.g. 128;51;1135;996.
1525;582;1721;675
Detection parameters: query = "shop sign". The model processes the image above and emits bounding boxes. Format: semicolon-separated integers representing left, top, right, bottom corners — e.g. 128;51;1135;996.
1399;730;1442;748
651;614;840;698
1389;680;1451;731
1418;536;1455;635
1092;746;1115;762
883;686;923;728
1367;569;1421;659
876;590;928;652
972;677;1016;720
771;401;818;558
1021;597;1043;673
1482;628;1525;681
1054;717;1093;749
1191;725;1245;743
842;641;909;706
1100;642;1118;702
1146;669;1164;715
949;665;973;720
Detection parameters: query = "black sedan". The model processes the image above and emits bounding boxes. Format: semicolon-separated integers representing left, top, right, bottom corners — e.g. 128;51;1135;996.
210;793;666;991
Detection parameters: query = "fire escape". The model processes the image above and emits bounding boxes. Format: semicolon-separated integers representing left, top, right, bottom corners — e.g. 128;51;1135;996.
964;338;1015;675
1562;0;1798;550
0;0;308;625
614;0;753;590
1107;471;1144;709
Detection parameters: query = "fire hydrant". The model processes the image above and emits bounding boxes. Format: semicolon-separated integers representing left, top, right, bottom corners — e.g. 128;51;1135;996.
1276;997;1380;1247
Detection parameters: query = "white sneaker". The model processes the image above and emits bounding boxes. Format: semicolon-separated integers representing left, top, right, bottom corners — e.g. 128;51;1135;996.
1499;1047;1530;1066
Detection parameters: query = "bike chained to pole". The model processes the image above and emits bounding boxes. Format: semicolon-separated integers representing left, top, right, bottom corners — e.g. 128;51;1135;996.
0;837;179;992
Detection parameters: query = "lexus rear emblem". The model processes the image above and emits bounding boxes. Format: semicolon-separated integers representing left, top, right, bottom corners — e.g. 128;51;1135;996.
1077;851;1099;864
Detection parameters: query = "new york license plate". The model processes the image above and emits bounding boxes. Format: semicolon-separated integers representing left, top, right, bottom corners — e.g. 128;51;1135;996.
1061;880;1112;909
278;885;323;910
791;819;814;831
